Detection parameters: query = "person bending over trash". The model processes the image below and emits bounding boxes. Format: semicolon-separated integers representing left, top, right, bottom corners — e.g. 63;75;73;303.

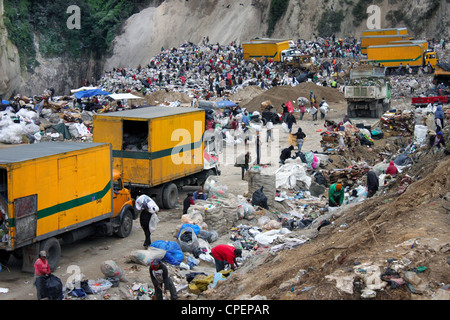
149;258;178;300
366;170;379;198
280;146;294;165
328;183;344;207
210;244;242;272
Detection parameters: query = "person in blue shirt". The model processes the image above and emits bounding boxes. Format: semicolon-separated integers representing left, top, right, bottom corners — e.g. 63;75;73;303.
241;111;250;125
193;187;207;201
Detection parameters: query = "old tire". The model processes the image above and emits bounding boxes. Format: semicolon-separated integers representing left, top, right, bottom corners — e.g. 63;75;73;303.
40;237;61;272
162;183;178;209
116;210;133;238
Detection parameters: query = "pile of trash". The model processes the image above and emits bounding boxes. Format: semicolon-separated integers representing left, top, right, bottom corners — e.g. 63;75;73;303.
0;98;97;144
319;123;374;153
379;110;415;137
388;75;434;98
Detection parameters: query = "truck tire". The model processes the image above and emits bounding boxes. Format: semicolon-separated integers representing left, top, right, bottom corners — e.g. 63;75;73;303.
40;237;61;272
116;210;133;238
0;251;11;266
162;183;178;209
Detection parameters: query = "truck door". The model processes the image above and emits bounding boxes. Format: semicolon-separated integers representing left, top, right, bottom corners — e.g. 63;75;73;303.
58;156;78;229
13;195;38;246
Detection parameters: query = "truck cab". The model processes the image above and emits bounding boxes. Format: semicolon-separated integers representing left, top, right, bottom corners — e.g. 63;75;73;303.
424;51;439;69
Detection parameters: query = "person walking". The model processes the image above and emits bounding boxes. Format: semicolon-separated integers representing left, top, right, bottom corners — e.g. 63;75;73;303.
286;112;296;133
299;103;306;120
293;127;306;152
241;152;251;180
309;91;316;108
136;194;160;247
311;102;318;121
255;131;261;165
266;120;274;142
210;244;242;272
149;258;178;300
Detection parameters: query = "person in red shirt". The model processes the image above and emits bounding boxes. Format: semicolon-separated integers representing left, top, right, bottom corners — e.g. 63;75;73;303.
34;251;51;299
385;161;398;176
210;244;242;272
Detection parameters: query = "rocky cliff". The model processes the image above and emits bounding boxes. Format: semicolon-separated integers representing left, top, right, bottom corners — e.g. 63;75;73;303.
1;0;449;97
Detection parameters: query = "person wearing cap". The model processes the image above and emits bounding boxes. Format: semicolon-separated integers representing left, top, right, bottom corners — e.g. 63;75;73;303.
210;244;242;272
135;194;159;247
34;251;51;300
328;183;345;207
149;258;178;300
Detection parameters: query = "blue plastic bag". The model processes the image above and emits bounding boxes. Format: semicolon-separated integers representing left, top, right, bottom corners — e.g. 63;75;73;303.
150;240;184;265
176;223;201;238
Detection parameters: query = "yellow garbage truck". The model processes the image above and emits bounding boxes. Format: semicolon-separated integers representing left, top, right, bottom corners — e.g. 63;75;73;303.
0;142;136;271
362;27;408;37
93;107;220;209
360;34;412;55
242;40;292;62
366;40;439;71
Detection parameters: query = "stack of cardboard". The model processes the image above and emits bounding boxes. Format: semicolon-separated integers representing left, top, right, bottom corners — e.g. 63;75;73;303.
380;111;415;137
322;165;367;187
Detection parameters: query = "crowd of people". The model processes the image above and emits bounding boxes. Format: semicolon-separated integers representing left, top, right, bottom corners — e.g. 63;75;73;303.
93;36;366;104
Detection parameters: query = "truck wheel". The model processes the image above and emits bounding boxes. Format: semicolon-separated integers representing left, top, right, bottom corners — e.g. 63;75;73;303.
116;210;133;238
40;237;61;272
162;183;178;209
0;251;11;266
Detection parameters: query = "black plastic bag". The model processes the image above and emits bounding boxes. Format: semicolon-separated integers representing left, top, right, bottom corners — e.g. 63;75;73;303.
251;187;268;209
43;274;64;300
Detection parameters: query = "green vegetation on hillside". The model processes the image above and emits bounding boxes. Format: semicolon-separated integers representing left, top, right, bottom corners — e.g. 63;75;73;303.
267;0;290;37
3;0;150;72
317;9;345;37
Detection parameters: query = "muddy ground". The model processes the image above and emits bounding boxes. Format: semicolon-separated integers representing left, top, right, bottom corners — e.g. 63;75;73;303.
0;87;448;303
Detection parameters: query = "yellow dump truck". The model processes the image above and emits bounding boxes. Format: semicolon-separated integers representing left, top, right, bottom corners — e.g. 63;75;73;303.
0;142;136;271
93;107;220;209
361;34;412;54
366;41;439;70
242;40;291;62
434;61;450;86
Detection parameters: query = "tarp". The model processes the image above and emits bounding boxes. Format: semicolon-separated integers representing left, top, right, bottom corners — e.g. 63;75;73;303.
108;93;143;100
74;89;110;99
71;86;98;93
216;100;236;108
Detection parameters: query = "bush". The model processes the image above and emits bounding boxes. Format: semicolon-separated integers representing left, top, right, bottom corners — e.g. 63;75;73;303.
3;0;150;69
267;0;290;37
317;9;345;38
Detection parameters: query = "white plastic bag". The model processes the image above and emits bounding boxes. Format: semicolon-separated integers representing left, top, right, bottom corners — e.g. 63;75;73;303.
149;214;160;233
